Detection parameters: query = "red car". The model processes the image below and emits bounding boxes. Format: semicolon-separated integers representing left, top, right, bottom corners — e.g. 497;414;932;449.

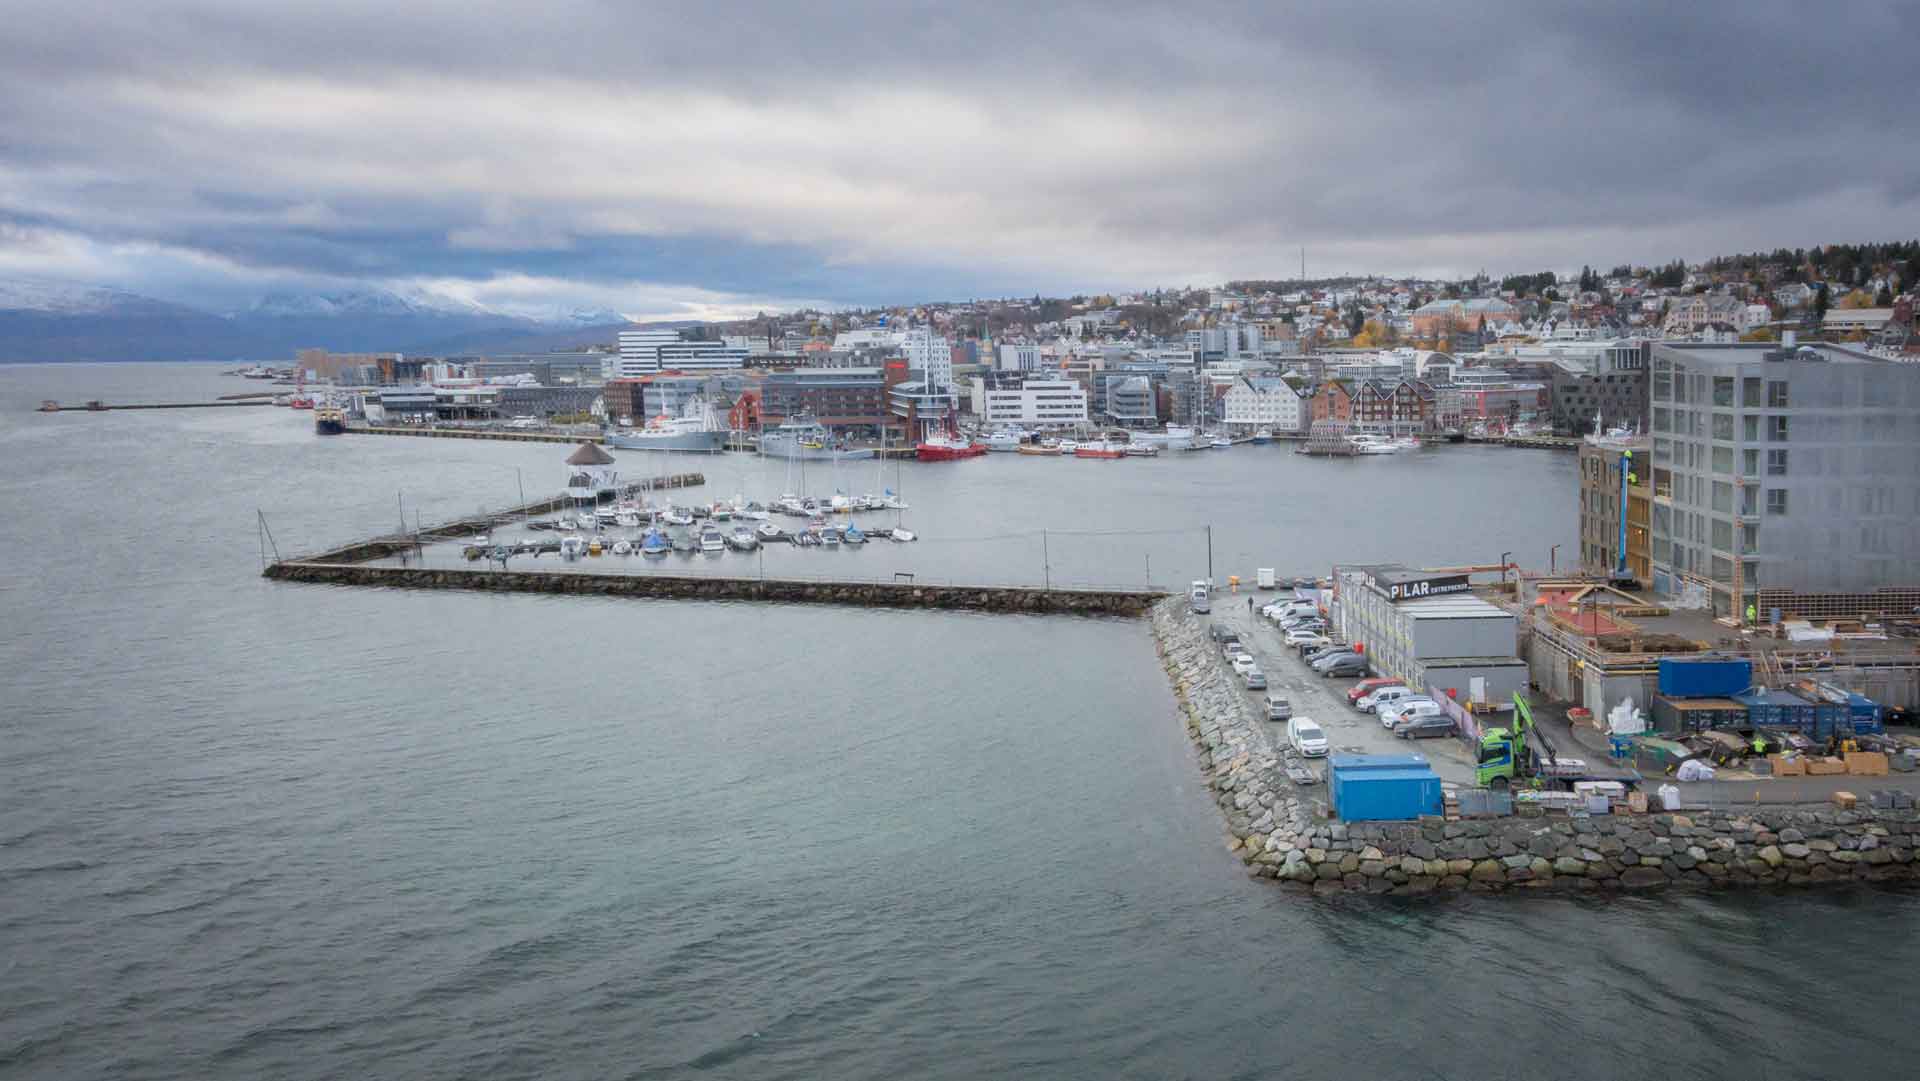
1346;676;1405;706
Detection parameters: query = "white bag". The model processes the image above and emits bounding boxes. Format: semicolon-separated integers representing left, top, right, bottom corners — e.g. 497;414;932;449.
1656;782;1683;810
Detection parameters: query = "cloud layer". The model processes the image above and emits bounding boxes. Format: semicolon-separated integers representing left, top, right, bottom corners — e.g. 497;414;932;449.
2;0;1915;314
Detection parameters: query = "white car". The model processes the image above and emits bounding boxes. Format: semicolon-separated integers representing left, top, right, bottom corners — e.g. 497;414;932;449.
1286;716;1329;757
1356;685;1424;713
1284;630;1331;650
1378;698;1441;729
1231;654;1258;676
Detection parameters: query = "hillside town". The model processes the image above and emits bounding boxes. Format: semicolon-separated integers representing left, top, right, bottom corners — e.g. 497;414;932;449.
283;241;1920;448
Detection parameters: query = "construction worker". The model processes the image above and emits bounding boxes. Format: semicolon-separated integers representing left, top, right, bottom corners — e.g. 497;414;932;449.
1746;602;1757;625
1751;733;1767;756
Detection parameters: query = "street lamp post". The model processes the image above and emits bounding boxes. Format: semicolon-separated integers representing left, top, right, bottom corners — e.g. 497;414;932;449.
1499;550;1512;584
1549;544;1560;575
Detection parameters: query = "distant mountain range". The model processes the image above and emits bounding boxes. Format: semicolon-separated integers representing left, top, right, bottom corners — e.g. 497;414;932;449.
0;278;640;362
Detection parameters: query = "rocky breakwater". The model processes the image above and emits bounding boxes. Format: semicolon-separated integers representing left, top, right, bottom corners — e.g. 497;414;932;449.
1149;598;1318;875
1148;599;1920;897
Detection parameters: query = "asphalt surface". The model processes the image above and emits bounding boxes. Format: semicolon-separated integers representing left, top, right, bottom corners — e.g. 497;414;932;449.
1211;592;1480;784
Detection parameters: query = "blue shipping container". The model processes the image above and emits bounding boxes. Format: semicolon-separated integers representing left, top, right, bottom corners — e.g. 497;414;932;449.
1734;689;1816;732
1846;694;1885;735
1330;755;1443;822
1659;658;1754;698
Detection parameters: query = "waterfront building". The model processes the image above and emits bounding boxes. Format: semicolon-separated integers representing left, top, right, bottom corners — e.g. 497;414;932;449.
1329;565;1530;711
1307;380;1354;424
973;378;1089;427
608;329;749;376
1104;375;1159;427
760;368;893;435
470;352;607;386
1221;376;1305;435
997;343;1042;372
1578;431;1652;584
1647;340;1920;618
900;327;953;390
1353;379;1436;432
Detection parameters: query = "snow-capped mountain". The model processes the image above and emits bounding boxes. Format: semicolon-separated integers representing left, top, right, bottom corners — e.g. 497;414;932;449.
0;278;640;362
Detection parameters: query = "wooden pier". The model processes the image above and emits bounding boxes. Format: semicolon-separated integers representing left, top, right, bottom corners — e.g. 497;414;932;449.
37;399;278;412
345;423;610;445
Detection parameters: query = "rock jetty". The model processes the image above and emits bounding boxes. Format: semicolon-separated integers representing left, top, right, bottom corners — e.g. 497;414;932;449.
1149;597;1919;896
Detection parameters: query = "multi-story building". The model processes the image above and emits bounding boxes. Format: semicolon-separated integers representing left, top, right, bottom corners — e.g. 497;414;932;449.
1307;380;1354;424
1104;375;1159;427
1535;339;1650;434
1647;340;1920;619
900;327;953;389
1221;376;1305;435
972;378;1089;427
997;343;1042;372
1353;379;1436;431
1329;564;1530;711
608;329;749;376
1577;432;1652;584
759;368;893;435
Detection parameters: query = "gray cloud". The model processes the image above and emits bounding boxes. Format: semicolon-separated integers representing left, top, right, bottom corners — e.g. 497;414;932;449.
1;0;1915;312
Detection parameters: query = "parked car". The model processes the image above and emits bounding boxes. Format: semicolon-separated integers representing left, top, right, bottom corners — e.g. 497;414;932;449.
1316;655;1370;678
1231;653;1258;676
1286;632;1332;651
1243;668;1267;690
1395;713;1459;740
1209;623;1237;644
1303;643;1350;663
1357;685;1425;713
1264;694;1292;721
1279;613;1322;630
1223;640;1249;661
1286;716;1329;757
1346;677;1406;706
1309;649;1359;670
1378;698;1441;729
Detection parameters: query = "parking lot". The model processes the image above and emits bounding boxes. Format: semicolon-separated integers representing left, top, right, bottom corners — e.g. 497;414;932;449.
1209;591;1481;785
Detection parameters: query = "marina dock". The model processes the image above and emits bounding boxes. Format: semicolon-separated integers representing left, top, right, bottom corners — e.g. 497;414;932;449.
37;399;279;412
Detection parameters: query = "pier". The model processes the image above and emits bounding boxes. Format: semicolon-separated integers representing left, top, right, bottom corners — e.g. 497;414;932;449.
37;399;278;412
264;562;1163;616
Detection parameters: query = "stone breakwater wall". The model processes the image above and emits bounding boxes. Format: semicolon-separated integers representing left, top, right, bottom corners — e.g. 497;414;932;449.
265;562;1164;617
1149;598;1920;896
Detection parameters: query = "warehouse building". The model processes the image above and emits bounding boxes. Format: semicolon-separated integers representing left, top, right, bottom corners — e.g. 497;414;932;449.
1331;564;1529;713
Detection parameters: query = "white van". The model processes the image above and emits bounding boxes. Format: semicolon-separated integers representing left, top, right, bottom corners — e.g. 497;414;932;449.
1286;716;1329;757
1357;684;1423;713
1189;580;1211;614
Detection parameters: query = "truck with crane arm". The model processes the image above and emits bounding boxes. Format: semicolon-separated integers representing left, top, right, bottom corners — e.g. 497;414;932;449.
1475;693;1642;791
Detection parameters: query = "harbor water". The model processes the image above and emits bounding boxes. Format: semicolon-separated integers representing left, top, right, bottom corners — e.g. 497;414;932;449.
3;362;1918;1080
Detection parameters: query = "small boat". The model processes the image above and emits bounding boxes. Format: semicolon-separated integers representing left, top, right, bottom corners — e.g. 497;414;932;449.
557;517;579;531
559;536;587;560
698;525;725;552
821;527;841;546
662;509;694;526
1251;429;1273;444
711;505;733;521
671;531;697;554
916;433;988;461
1074;441;1124;459
741;502;770;520
641;528;670;556
587;538;604;556
1016;442;1061;456
985;428;1028;452
595;507;619;525
1122;443;1159;457
890;528;917;542
756;521;785;542
314;406;347;435
727;526;759;551
37;400;60;412
1209;437;1232;449
843;523;867;545
792;529;821;547
611;539;632;555
881;491;910;509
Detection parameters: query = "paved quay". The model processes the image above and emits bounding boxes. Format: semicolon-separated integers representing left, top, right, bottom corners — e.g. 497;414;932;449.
1209;591;1479;784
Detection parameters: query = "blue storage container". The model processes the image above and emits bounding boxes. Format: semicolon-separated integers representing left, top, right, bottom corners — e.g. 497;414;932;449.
1733;689;1816;732
1807;700;1848;740
1846;694;1885;735
1330;754;1443;822
1659;658;1753;698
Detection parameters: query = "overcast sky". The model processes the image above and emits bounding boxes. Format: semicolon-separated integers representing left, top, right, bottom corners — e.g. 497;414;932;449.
1;0;1915;319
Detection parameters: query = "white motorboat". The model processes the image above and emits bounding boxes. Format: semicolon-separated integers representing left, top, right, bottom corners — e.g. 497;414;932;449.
698;525;725;552
890;528;917;542
727;526;759;551
559;536;587;560
756;521;785;541
611;539;633;555
1348;433;1399;455
1209;437;1232;449
985;428;1028;452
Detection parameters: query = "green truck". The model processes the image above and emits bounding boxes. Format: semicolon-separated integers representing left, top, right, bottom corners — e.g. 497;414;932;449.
1475;694;1640;790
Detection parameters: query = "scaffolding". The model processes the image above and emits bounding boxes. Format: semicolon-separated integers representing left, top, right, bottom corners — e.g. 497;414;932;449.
1755;587;1920;625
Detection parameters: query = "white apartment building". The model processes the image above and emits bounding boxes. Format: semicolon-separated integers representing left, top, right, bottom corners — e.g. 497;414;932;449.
1221;376;1305;435
900;327;952;389
973;379;1089;427
608;329;749;377
997;344;1042;372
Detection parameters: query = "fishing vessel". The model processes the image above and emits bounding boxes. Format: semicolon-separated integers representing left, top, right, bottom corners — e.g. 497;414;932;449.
915;432;987;461
984;428;1028;452
1074;441;1124;459
759;415;875;461
1016;442;1061;456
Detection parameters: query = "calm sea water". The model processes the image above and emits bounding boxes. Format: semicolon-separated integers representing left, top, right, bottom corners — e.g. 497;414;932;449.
2;363;1915;1080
